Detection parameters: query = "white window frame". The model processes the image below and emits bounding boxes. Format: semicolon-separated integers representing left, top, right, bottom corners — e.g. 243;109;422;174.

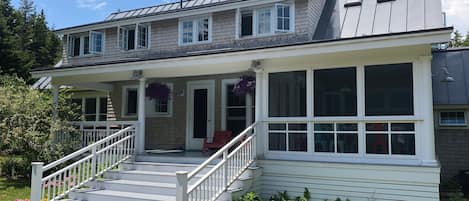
72;96;108;122
122;85;139;118
236;2;295;38
439;110;467;126
178;15;213;45
221;79;254;132
118;23;151;51
68;31;105;57
147;83;174;117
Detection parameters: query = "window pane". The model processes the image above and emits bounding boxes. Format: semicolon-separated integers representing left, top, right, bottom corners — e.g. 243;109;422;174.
366;134;389;154
73;37;80;56
314;124;333;131
276;5;290;31
269;124;286;131
138;25;148;48
314;67;357;116
391;134;415;155
83;36;90;55
337;134;358;153
391;123;414;131
315;133;334;152
441;111;466;125
197;18;209;42
288;124;307;131
227;120;246;136
289;133;307;152
337;123;358;131
127;29;136;50
241;11;253;36
365;63;413;116
84;98;96;121
227;84;246;106
127;89;138;115
183;21;193;43
257;8;271;34
269;71;306;117
99;97;107;121
366;123;388;131
269;133;286;151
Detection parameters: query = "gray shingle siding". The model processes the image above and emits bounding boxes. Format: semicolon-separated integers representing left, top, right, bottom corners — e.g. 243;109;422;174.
61;0;325;67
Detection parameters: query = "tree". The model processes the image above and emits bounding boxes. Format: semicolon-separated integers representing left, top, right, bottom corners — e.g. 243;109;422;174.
449;30;469;48
0;76;81;178
0;0;62;83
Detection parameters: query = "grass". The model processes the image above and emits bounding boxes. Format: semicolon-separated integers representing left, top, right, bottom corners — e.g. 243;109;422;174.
0;156;31;201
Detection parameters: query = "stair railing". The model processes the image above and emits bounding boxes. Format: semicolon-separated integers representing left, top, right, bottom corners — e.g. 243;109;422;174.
176;122;257;201
30;124;138;201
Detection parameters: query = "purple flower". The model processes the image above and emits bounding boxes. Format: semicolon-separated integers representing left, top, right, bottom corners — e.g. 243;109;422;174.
146;82;171;101
233;75;256;96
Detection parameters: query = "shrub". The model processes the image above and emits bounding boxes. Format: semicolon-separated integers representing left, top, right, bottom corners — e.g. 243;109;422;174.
235;192;263;201
269;188;311;201
0;76;81;178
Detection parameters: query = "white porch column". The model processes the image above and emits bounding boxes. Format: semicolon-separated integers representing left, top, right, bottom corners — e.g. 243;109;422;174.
137;78;146;154
254;69;264;159
52;85;59;119
419;56;437;166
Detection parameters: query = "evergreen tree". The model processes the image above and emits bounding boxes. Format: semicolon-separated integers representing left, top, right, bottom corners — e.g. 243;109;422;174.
449;30;469;48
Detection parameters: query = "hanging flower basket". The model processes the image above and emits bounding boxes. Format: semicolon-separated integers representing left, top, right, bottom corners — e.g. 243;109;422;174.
233;75;256;96
146;82;171;101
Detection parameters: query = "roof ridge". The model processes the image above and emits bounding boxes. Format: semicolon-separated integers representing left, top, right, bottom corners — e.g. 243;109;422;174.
108;0;192;16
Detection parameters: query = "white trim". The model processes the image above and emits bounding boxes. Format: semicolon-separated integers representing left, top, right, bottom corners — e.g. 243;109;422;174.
121;85;139;118
185;80;216;150
178;14;213;46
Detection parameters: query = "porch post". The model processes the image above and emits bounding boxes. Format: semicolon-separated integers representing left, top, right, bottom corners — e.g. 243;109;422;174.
254;68;264;159
420;56;437;166
137;78;146;154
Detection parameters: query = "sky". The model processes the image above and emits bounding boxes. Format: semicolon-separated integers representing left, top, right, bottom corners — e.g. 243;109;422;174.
10;0;469;34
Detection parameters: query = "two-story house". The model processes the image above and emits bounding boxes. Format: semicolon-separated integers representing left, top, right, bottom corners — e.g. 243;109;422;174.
30;0;453;201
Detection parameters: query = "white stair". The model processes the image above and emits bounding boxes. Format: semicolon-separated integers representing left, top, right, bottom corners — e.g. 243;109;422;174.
69;158;260;201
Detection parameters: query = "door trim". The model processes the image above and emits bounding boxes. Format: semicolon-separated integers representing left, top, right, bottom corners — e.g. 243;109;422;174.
185;80;215;150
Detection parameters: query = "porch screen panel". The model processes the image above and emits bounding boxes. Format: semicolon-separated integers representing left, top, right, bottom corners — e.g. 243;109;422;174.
193;89;208;139
314;67;357;116
365;63;413;116
99;97;108;121
126;89;138;116
269;71;306;117
226;84;247;136
84;98;97;121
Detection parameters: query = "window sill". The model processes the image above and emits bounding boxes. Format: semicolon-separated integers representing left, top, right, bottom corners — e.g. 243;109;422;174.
147;113;173;118
120;47;150;53
68;53;102;59
179;40;212;47
237;31;295;40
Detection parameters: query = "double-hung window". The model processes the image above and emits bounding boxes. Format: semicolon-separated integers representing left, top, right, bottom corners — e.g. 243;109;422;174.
119;24;150;51
440;111;467;126
239;3;293;38
122;83;173;117
179;16;211;45
69;31;104;57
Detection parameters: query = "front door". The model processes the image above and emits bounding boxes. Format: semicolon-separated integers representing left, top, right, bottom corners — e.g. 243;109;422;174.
186;80;215;150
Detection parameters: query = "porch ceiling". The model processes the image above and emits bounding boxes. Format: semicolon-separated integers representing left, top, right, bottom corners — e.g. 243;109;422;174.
34;28;451;86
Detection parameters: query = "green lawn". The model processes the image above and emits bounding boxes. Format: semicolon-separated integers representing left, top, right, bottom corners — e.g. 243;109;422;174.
0;156;31;201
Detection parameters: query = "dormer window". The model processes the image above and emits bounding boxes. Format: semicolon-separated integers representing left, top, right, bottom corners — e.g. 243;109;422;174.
179;15;212;45
68;31;104;57
238;3;294;38
119;23;150;51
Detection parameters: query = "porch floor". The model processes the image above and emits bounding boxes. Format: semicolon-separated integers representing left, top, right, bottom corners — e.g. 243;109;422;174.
137;150;219;164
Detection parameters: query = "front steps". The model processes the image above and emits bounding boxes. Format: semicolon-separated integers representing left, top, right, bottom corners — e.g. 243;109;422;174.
69;156;260;201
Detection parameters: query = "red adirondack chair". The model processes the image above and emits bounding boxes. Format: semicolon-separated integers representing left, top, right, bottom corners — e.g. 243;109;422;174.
203;131;233;152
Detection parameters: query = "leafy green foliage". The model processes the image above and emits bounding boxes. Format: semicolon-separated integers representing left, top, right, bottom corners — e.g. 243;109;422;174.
0;76;80;178
0;0;62;83
269;188;311;201
449;30;469;48
235;192;263;201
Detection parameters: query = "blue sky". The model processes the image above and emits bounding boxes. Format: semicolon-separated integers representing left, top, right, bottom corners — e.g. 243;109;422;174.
11;0;469;33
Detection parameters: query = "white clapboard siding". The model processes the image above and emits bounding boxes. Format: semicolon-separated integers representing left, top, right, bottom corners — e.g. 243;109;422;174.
257;160;440;201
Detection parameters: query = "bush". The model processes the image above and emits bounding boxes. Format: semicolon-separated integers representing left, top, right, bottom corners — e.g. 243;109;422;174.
235;189;350;201
0;76;81;178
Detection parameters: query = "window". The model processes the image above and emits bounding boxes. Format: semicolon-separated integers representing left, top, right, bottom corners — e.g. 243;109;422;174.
276;4;291;31
239;3;294;38
147;83;173;117
223;81;255;135
269;71;306;117
68;31;104;57
365;63;414;116
241;11;253;37
269;123;307;152
314;123;358;153
179;16;211;45
123;87;138;116
440;111;467;126
366;123;415;155
123;84;173;117
314;67;357;116
119;24;150;51
257;8;272;35
71;97;108;121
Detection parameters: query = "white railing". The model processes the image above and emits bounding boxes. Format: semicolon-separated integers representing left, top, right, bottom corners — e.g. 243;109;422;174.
176;122;257;201
56;121;137;148
30;124;138;201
